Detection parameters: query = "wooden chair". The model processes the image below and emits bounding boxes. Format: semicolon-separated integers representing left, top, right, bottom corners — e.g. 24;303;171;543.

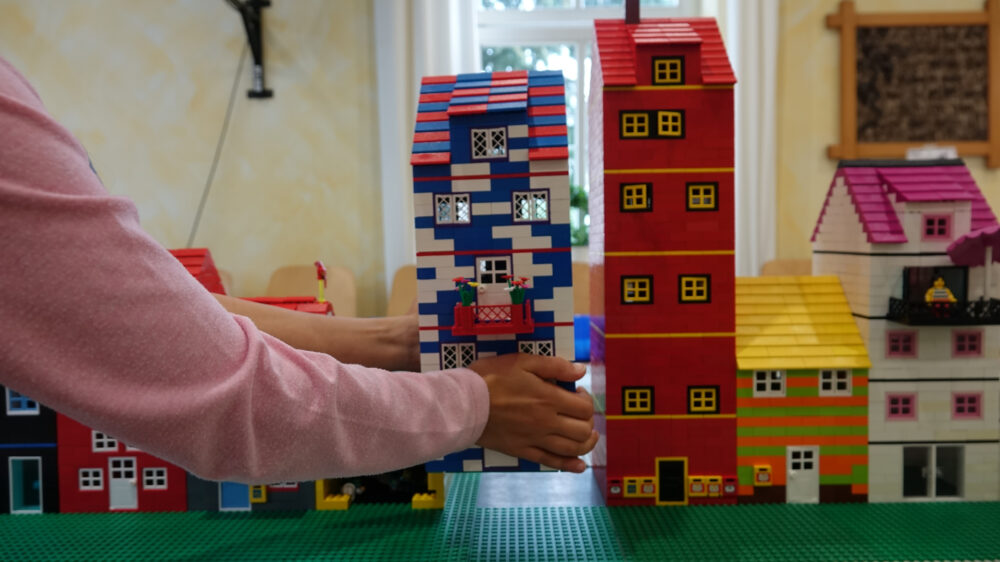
759;259;812;277
386;265;417;316
265;265;357;317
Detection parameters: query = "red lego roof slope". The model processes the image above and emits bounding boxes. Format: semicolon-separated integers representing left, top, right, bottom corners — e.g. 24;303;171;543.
594;18;736;86
811;160;998;244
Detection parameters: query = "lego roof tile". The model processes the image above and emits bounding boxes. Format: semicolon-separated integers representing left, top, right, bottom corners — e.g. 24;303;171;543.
735;276;870;370
594;17;735;86
812;160;998;244
412;71;567;166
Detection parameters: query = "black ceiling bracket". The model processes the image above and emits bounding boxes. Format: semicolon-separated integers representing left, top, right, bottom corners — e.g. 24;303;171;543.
227;0;273;98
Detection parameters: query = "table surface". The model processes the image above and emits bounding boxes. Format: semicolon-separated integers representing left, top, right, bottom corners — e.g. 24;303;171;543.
2;470;1000;561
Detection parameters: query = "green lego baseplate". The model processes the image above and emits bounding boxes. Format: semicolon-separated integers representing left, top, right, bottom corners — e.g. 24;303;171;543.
2;472;1000;561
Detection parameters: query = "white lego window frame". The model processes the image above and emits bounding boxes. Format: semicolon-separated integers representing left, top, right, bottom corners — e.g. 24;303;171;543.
79;468;104;491
92;431;119;453
752;370;785;397
818;369;852;397
5;388;39;416
143;467;168;490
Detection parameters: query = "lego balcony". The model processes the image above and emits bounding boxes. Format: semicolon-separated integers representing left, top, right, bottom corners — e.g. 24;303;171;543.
886;297;1000;325
451;301;535;336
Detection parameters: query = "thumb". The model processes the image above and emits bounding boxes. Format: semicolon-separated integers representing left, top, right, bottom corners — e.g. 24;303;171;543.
517;354;586;383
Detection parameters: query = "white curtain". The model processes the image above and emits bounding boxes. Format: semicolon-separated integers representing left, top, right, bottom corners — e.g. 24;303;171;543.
725;0;779;277
373;0;478;301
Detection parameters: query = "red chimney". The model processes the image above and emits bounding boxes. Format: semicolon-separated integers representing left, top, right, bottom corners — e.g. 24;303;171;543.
625;0;639;24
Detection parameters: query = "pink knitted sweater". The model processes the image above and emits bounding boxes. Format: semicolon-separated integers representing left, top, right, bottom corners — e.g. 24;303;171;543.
0;57;488;483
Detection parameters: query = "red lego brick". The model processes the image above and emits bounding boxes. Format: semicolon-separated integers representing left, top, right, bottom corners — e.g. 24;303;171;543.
452;87;491;97
410;152;451;166
416;111;449;123
528;146;569;160
421;75;457;85
447;103;489;116
529;105;565;117
413;131;450;143
488;93;528;103
419;92;453;103
528;86;564;96
528;125;568;138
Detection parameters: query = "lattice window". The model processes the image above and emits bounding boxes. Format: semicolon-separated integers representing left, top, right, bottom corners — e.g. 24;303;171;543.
472;127;507;159
441;343;477;369
435;193;472;225
513;191;549;222
519;340;554;356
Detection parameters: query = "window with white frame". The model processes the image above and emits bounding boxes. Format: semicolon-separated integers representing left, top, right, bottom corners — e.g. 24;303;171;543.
79;468;104;491
5;388;39;416
519;340;555;356
513;190;549;222
435;193;472;225
441;343;477;369
92;431;118;452
471;127;508;160
819;369;852;396
753;370;785;397
143;467;168;490
477;0;697;243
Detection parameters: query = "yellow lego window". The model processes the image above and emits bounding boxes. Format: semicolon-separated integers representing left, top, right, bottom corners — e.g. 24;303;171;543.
687;183;718;210
622;276;653;304
623;387;653;414
653;57;684;84
621;112;649;138
679;275;710;303
688;386;719;413
656;111;683;137
621;183;651;211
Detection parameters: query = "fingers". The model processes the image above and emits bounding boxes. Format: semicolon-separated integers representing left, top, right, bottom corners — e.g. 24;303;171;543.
540;431;600;457
547;385;595;421
522;446;588;473
516;354;586;383
551;415;595;443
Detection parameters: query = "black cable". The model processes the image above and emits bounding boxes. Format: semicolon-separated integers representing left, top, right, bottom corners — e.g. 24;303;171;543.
186;42;248;248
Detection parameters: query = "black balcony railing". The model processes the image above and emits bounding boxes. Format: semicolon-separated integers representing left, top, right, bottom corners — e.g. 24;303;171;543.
887;297;1000;325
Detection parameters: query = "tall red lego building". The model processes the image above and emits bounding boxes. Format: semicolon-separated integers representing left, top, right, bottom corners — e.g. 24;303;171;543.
589;11;737;506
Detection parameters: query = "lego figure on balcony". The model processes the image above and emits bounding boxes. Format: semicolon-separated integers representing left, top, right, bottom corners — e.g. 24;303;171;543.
925;277;957;303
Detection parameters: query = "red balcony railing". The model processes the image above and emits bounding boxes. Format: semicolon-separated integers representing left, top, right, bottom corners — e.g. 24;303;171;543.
452;301;535;336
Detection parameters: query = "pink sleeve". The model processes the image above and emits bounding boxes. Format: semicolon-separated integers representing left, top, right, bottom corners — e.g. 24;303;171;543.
0;58;490;483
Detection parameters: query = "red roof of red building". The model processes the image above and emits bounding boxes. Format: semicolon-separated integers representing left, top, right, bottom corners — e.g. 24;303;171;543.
168;248;227;295
242;296;333;315
593;18;736;86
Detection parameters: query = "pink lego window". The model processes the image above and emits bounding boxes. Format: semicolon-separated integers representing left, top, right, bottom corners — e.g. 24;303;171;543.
886;331;917;358
886;394;916;420
953;393;982;419
952;331;983;357
922;214;952;240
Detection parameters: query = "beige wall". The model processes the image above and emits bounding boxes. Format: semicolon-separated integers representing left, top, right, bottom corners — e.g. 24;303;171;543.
777;0;1000;259
0;0;385;315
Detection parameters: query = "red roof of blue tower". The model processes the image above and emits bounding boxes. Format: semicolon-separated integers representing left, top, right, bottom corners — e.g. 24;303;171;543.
811;159;998;244
410;70;569;166
593;18;736;85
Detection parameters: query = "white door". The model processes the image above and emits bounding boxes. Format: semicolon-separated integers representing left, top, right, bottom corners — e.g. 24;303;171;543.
476;257;512;318
108;457;138;510
787;446;819;503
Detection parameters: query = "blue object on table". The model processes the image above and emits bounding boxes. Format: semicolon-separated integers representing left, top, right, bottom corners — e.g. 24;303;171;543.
574;314;590;362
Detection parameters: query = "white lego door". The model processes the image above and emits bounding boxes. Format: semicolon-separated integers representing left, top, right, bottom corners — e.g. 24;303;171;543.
108;457;138;510
786;446;819;503
476;257;512;317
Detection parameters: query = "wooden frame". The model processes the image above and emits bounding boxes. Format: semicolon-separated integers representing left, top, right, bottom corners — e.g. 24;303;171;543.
826;0;1000;168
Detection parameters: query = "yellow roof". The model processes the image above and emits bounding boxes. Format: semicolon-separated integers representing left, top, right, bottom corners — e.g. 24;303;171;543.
736;276;871;371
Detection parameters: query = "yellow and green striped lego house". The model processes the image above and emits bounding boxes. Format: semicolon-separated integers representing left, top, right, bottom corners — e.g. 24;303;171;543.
736;276;870;504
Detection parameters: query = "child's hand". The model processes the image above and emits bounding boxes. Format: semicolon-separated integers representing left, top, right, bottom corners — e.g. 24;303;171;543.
468;353;598;473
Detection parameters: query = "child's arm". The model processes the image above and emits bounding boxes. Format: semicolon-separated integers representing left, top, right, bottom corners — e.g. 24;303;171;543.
212;294;419;372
